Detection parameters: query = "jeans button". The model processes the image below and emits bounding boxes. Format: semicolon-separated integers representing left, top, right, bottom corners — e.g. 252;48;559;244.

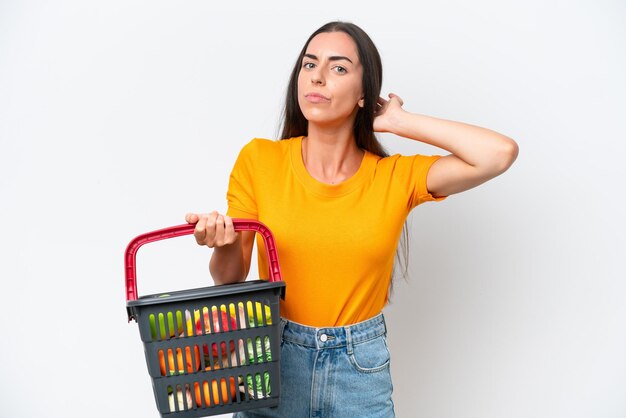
319;333;328;342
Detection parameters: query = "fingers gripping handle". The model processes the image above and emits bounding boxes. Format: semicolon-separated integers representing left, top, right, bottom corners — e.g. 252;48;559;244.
124;219;282;302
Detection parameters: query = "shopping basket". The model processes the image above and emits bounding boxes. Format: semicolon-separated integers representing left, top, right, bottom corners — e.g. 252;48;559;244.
125;219;286;417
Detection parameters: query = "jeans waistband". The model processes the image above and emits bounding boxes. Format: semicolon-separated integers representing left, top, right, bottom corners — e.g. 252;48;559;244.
279;313;387;350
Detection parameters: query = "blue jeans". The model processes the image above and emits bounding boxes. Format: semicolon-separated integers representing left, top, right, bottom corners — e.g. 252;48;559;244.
234;313;395;418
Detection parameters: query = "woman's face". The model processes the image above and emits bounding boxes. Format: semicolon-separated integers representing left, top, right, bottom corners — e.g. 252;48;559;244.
297;31;364;129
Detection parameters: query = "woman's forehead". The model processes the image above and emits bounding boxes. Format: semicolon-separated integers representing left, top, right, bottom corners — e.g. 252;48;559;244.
305;32;360;64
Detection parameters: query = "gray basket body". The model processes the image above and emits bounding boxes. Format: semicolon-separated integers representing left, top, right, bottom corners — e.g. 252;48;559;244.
128;280;285;417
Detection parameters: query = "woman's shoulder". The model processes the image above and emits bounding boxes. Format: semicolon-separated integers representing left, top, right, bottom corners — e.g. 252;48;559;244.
372;153;443;181
241;137;295;154
376;152;441;167
235;137;297;168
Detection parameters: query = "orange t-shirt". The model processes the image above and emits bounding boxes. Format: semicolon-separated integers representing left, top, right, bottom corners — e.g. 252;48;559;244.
226;136;444;327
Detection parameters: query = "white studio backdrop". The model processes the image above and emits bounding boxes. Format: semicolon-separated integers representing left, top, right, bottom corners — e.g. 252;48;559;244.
1;1;625;417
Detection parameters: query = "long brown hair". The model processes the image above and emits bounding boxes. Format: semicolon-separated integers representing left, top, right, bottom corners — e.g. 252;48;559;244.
279;21;387;158
278;21;410;286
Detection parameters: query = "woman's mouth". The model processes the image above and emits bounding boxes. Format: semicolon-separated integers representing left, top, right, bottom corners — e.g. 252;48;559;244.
304;93;330;103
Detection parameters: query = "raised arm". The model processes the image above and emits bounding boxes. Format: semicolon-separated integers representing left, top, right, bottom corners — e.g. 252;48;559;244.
374;94;519;197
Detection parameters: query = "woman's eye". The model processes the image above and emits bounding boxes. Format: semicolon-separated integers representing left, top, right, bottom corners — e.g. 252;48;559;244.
333;66;347;74
303;62;315;69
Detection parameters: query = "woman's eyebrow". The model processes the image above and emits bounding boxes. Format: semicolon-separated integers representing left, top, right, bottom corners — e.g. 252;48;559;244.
303;53;354;64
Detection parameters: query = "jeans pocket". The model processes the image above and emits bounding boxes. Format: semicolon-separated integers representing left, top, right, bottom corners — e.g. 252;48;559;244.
348;335;391;373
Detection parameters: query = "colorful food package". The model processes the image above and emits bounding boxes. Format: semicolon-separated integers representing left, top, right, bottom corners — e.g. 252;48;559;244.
184;307;239;367
210;301;273;369
188;307;239;335
158;345;201;376
149;311;185;340
240;336;272;398
229;301;272;328
227;301;274;398
193;370;238;407
167;385;193;412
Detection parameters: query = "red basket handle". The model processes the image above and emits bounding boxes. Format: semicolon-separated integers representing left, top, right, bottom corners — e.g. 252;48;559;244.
125;219;282;303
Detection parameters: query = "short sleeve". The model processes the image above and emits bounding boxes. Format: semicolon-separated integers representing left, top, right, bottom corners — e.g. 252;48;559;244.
226;141;258;219
399;154;447;209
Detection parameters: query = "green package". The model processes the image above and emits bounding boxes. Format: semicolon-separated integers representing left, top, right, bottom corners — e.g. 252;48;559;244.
244;336;272;398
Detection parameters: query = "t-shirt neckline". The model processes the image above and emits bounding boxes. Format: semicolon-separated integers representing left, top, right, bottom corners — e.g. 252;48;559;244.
290;136;376;197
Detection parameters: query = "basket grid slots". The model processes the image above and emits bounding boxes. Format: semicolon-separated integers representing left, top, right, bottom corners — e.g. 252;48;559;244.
126;221;285;417
136;290;282;416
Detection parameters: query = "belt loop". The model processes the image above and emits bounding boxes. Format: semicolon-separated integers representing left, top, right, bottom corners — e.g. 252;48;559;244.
381;313;387;336
280;318;287;341
345;326;353;355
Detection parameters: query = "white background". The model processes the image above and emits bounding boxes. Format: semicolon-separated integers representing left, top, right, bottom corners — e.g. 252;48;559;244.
1;1;625;417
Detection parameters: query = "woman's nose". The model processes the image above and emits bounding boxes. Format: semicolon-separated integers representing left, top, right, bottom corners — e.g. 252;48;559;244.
311;69;325;85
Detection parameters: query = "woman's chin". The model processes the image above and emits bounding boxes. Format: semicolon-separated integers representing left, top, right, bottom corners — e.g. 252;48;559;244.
302;109;356;129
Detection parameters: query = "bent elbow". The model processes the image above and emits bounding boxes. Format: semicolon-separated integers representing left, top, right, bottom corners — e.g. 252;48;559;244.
493;136;519;174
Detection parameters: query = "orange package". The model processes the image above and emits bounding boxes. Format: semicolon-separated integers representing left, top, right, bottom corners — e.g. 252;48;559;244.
158;345;201;376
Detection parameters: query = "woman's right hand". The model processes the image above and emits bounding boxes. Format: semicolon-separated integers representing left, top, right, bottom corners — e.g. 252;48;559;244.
185;212;239;248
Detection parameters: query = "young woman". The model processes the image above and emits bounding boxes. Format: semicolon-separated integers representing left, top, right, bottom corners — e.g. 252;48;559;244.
186;21;518;418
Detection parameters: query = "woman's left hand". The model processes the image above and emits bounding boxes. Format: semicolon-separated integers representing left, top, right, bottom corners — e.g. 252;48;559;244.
373;93;405;133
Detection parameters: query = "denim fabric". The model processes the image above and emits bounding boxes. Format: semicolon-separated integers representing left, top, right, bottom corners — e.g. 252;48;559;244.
233;313;395;418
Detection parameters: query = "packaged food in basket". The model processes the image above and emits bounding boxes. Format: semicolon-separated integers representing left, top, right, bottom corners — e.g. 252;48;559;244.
228;301;273;363
158;345;201;376
125;220;286;416
188;307;238;335
167;385;193;412
199;301;275;369
193;365;238;407
229;301;273;327
239;335;272;398
185;308;238;365
149;310;185;340
241;373;272;399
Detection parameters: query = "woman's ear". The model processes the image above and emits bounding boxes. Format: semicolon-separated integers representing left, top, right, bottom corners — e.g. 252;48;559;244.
358;98;364;108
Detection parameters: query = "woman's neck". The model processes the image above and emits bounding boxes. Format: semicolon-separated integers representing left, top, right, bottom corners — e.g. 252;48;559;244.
302;125;364;185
